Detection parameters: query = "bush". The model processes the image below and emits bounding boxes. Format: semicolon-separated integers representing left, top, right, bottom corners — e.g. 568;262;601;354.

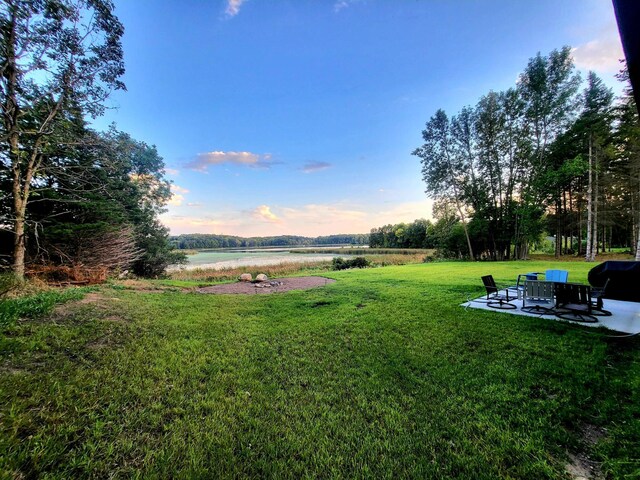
332;257;371;270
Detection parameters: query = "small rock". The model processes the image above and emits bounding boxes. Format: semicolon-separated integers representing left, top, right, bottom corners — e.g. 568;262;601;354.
239;273;253;282
255;273;268;282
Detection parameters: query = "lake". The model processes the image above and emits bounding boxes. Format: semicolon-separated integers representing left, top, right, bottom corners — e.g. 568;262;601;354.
170;247;358;271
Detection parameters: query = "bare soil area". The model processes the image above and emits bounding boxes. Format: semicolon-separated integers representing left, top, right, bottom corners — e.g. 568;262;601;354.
196;276;336;295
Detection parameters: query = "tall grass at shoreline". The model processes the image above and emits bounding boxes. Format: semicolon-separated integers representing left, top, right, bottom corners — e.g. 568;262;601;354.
169;253;430;282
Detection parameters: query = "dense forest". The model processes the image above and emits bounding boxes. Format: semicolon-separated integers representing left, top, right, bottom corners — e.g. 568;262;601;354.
0;0;184;281
409;47;640;261
171;233;369;250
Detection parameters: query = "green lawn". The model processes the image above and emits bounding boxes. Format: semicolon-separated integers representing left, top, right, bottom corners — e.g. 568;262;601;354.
1;262;639;478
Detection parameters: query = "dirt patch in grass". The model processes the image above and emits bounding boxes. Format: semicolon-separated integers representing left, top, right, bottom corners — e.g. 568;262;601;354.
565;451;603;480
51;292;127;325
565;423;607;479
77;292;104;304
196;276;336;295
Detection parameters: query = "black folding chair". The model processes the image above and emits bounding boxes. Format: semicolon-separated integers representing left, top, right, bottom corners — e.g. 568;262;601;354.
590;278;612;316
554;283;597;323
481;275;516;309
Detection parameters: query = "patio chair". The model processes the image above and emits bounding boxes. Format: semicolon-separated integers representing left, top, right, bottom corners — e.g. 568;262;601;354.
507;272;541;299
481;275;516;309
545;269;569;283
554;283;597;323
521;280;555;315
590;278;612;316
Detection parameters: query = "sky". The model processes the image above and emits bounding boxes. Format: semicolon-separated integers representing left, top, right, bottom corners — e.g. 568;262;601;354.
94;0;625;237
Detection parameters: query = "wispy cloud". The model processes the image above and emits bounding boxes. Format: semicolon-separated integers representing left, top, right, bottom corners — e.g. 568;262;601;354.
171;185;189;195
186;151;275;171
252;205;281;223
334;0;363;13
186;202;202;207
167;184;189;206
280;204;367;224
165;167;180;176
225;0;246;18
301;161;332;174
572;20;624;73
161;214;228;232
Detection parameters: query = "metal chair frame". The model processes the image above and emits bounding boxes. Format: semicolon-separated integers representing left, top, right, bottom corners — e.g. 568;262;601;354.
590;278;612;316
554;282;597;323
481;275;517;310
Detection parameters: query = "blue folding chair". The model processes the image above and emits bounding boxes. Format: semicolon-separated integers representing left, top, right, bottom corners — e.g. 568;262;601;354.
545;269;568;283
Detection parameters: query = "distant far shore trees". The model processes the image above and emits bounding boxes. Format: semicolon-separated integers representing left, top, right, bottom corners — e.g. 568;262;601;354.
0;0;184;281
170;233;369;250
410;47;640;261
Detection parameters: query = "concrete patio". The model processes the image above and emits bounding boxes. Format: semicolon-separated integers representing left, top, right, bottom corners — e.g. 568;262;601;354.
462;290;640;334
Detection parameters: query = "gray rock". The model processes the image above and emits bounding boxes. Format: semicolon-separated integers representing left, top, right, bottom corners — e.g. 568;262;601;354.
239;273;253;282
255;273;269;282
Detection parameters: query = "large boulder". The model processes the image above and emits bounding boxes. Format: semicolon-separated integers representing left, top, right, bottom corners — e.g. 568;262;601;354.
239;273;253;282
255;273;268;282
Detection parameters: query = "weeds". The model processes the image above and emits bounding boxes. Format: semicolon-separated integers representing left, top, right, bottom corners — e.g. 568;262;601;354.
0;288;86;327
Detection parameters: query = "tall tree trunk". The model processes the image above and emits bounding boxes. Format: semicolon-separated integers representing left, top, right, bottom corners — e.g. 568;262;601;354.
586;136;594;262
555;198;562;258
636;182;640;260
593;152;599;259
2;9;26;279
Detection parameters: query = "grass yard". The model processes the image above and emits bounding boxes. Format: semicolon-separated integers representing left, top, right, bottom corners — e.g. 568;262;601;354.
1;261;639;478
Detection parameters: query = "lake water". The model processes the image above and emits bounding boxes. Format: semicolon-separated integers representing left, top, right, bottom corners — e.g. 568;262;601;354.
170;247;357;271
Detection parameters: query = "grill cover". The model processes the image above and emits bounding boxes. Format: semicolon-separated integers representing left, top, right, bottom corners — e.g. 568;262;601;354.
587;261;640;302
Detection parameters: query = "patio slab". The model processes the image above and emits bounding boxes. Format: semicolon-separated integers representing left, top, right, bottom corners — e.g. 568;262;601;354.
462;290;640;334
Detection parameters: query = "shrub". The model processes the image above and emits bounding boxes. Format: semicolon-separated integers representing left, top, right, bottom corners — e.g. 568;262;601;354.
332;257;370;270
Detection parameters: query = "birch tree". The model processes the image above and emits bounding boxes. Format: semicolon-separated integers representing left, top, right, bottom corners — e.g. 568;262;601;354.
413;109;475;259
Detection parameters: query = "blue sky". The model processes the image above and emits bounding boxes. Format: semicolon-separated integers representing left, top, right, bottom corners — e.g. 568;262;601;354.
95;0;624;237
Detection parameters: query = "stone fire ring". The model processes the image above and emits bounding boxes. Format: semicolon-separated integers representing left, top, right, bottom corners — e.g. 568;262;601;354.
196;276;336;295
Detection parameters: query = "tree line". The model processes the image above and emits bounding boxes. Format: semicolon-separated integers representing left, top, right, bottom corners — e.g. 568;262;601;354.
1;0;184;280
412;47;640;261
171;233;369;250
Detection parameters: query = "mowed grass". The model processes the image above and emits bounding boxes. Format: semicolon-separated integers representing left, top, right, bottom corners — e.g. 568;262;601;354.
1;261;639;478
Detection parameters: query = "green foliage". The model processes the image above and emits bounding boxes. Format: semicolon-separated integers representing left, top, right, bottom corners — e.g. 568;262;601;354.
370;219;435;249
331;256;371;270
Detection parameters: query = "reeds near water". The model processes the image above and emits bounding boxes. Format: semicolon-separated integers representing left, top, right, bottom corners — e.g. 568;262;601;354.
169;253;430;282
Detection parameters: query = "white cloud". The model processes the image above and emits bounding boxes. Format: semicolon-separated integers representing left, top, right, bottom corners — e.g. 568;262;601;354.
186;151;275;171
301;161;332;174
252;205;281;223
167;195;184;206
572;20;624;73
160;214;231;233
225;0;246;18
333;0;362;13
334;1;350;12
167;184;189;206
280;204;367;224
165;168;179;176
171;184;189;195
